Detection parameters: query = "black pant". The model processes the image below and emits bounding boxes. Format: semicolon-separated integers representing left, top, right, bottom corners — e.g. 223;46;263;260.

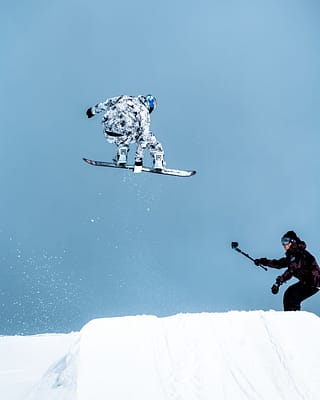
283;281;319;311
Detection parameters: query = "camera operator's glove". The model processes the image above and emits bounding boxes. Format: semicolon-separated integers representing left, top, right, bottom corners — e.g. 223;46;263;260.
271;284;279;295
86;108;95;118
254;257;268;266
271;276;283;295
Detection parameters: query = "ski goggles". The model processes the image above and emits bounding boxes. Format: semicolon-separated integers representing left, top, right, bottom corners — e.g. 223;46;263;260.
281;237;291;245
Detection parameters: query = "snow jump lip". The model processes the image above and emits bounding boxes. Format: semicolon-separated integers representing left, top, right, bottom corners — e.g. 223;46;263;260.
9;311;320;400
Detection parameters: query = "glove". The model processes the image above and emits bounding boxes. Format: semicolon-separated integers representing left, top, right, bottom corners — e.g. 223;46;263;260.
254;257;268;266
271;284;279;295
86;108;94;118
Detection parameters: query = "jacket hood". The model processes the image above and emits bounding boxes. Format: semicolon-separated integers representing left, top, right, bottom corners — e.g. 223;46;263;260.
282;230;299;242
282;230;307;255
286;239;306;256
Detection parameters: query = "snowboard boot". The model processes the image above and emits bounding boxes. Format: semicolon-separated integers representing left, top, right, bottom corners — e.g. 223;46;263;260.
115;146;129;167
153;152;165;170
134;158;143;173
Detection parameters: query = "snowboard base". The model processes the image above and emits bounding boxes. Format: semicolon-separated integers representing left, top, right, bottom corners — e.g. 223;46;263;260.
83;158;196;177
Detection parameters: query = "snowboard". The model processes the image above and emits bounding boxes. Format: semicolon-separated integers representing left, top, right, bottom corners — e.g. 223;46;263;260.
83;158;196;177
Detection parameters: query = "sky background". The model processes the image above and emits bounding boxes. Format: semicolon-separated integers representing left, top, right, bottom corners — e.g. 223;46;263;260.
1;0;320;335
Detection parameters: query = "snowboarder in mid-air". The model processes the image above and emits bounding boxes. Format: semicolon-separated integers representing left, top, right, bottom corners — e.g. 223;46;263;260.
255;230;320;311
86;94;165;173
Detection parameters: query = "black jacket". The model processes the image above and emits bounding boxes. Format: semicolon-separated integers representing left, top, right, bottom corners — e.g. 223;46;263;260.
263;241;320;287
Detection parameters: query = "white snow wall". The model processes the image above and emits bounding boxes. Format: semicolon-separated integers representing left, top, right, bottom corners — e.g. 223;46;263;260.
29;311;320;400
78;311;320;400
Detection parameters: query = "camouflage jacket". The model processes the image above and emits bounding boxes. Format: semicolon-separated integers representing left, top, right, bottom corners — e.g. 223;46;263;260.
264;241;320;287
90;95;151;138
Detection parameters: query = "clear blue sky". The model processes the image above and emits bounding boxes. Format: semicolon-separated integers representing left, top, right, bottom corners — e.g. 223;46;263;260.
1;0;320;334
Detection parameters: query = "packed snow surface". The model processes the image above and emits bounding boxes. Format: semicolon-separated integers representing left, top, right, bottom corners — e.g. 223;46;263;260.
1;310;320;400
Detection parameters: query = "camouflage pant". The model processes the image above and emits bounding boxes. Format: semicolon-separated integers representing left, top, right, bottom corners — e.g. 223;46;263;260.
104;128;164;162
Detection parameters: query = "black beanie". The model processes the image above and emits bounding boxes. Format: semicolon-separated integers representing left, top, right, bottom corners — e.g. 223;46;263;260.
282;230;299;242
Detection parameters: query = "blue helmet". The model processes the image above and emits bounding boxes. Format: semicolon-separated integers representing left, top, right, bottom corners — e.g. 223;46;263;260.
146;94;157;113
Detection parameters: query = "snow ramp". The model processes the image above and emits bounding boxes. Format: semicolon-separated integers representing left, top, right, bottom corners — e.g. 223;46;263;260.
32;311;320;400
